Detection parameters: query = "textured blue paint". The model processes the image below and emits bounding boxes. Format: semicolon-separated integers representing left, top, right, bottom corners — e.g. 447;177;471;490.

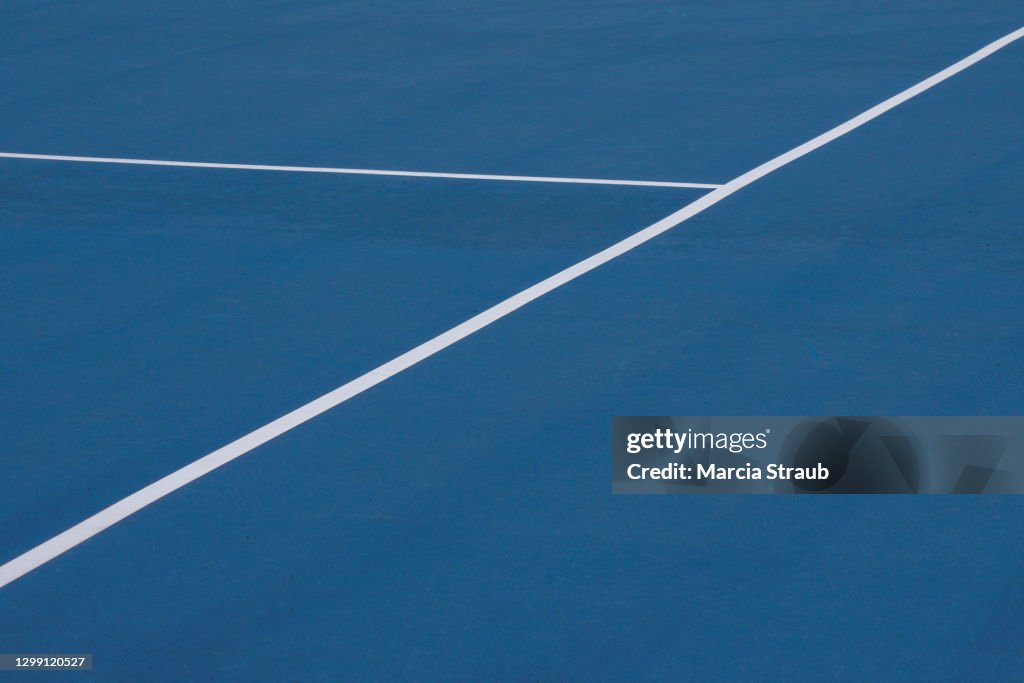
1;2;1022;681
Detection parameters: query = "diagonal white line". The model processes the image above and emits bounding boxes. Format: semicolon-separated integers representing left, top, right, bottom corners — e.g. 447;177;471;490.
0;152;721;189
2;25;1022;590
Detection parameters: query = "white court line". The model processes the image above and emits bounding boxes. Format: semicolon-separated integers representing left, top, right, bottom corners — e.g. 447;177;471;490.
0;152;721;189
1;25;1022;590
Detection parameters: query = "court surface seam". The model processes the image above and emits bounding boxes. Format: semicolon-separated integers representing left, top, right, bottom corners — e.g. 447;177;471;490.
1;25;1021;590
0;152;722;189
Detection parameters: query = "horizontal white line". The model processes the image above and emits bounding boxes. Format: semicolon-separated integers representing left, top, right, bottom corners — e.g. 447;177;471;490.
0;152;721;189
1;25;1021;590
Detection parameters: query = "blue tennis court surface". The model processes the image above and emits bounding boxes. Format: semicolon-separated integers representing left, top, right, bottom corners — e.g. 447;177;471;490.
2;2;1023;681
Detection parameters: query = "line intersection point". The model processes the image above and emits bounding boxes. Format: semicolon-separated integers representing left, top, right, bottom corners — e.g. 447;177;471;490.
2;25;1022;590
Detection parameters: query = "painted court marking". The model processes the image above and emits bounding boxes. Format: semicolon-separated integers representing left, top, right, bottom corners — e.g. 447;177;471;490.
1;26;1022;590
0;152;721;189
